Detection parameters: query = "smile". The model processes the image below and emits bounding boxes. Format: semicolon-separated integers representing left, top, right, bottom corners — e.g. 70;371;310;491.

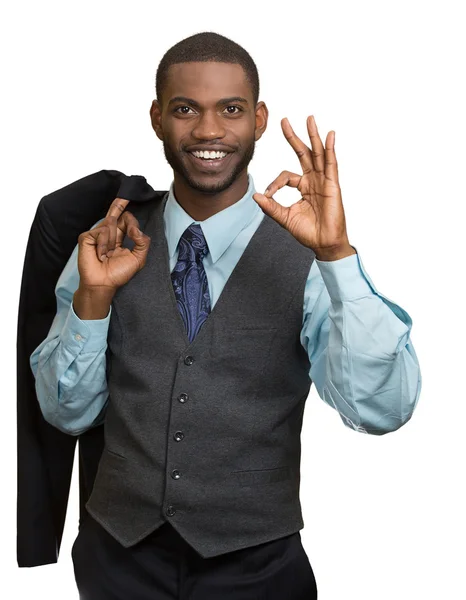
187;151;233;171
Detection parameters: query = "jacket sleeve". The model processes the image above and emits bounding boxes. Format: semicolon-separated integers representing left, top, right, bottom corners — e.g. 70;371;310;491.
301;247;422;435
30;229;112;436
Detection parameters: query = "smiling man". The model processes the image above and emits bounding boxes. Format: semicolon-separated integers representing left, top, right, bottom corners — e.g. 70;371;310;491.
154;60;262;223
28;31;421;599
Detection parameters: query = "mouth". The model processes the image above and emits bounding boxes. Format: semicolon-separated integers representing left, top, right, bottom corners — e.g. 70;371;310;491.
187;150;234;171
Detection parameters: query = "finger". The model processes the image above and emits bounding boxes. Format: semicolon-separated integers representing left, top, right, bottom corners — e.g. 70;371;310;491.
78;224;110;262
103;208;136;255
306;115;325;174
115;211;140;244
252;192;289;228
126;224;151;268
281;118;313;174
105;215;118;256
96;227;110;261
104;198;130;256
106;197;130;220
324;130;338;182
264;170;301;198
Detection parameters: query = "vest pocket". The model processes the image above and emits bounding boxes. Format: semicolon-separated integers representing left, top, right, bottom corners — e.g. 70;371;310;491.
103;447;127;462
231;466;292;486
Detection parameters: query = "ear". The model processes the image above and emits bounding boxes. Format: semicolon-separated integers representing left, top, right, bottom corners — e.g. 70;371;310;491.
149;99;164;141
254;101;268;142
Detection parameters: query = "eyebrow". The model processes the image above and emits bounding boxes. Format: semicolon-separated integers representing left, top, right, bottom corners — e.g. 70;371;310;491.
168;96;249;107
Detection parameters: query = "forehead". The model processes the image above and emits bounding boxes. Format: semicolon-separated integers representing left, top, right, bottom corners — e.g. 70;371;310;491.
164;62;252;103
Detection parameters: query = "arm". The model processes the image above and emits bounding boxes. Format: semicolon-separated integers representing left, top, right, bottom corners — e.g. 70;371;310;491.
301;248;422;435
30;222;112;436
30;203;150;436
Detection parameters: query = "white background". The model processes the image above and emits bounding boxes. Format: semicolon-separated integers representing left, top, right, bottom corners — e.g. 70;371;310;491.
2;0;465;598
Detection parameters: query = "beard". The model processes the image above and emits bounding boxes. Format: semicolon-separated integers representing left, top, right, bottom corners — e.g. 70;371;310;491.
162;137;256;195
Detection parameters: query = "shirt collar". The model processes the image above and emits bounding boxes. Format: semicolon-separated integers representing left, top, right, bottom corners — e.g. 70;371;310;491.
164;173;260;264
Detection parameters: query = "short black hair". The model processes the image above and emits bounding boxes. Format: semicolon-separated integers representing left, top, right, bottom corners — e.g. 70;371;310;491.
155;31;259;107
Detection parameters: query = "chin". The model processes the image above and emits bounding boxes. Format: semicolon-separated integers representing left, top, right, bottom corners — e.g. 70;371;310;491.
185;175;235;195
180;165;238;195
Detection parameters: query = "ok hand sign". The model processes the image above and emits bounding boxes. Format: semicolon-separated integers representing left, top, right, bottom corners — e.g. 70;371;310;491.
253;116;355;261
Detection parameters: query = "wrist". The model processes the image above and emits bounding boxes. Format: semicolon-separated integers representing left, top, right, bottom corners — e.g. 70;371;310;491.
314;243;356;262
73;285;115;320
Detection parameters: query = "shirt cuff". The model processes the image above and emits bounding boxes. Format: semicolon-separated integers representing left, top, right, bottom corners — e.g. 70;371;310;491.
315;246;374;302
60;302;112;353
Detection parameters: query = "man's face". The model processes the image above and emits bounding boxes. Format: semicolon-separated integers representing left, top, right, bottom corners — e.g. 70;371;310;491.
151;62;267;195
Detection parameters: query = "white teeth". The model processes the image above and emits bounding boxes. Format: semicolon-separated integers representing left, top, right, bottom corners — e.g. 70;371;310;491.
191;150;228;159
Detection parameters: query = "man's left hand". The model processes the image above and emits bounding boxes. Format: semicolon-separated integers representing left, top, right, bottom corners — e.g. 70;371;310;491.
252;115;356;261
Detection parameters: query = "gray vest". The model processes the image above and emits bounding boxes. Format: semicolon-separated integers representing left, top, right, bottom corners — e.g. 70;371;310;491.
86;191;316;558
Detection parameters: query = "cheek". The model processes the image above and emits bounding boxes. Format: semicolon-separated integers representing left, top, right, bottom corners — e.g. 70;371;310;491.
235;122;256;145
162;119;187;145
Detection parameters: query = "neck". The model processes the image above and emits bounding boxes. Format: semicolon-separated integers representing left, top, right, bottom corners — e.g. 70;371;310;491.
172;170;249;221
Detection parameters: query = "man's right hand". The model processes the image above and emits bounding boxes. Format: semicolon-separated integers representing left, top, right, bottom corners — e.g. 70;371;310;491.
73;198;151;320
77;197;151;291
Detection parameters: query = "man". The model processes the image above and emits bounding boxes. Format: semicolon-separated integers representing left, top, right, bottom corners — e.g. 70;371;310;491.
28;31;421;599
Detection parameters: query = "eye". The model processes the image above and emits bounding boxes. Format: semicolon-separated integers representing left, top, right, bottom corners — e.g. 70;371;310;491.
174;106;195;115
224;105;243;115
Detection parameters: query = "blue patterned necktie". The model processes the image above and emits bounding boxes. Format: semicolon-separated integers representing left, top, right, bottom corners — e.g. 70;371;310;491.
171;224;212;342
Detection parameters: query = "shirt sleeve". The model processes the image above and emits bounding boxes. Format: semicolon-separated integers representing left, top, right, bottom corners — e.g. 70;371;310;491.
29;231;111;436
301;246;422;435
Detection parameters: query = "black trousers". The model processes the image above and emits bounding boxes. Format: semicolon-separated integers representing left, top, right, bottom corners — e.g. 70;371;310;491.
72;513;318;599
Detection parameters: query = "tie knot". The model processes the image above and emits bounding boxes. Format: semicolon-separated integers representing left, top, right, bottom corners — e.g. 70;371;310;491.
178;224;209;262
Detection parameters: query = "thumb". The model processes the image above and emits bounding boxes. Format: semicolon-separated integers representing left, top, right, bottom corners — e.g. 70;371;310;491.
252;193;289;228
129;226;151;265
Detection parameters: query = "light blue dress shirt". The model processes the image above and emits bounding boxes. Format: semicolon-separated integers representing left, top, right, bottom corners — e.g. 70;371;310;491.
30;173;421;436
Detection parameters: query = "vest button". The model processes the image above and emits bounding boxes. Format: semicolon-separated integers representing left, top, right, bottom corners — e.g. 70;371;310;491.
166;505;176;517
178;393;188;403
174;431;184;442
184;355;194;366
171;469;181;480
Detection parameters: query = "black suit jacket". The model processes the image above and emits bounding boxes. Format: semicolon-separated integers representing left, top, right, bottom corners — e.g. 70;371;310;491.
16;169;162;567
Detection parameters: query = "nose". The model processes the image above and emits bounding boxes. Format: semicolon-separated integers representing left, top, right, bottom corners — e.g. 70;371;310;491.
191;110;226;141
